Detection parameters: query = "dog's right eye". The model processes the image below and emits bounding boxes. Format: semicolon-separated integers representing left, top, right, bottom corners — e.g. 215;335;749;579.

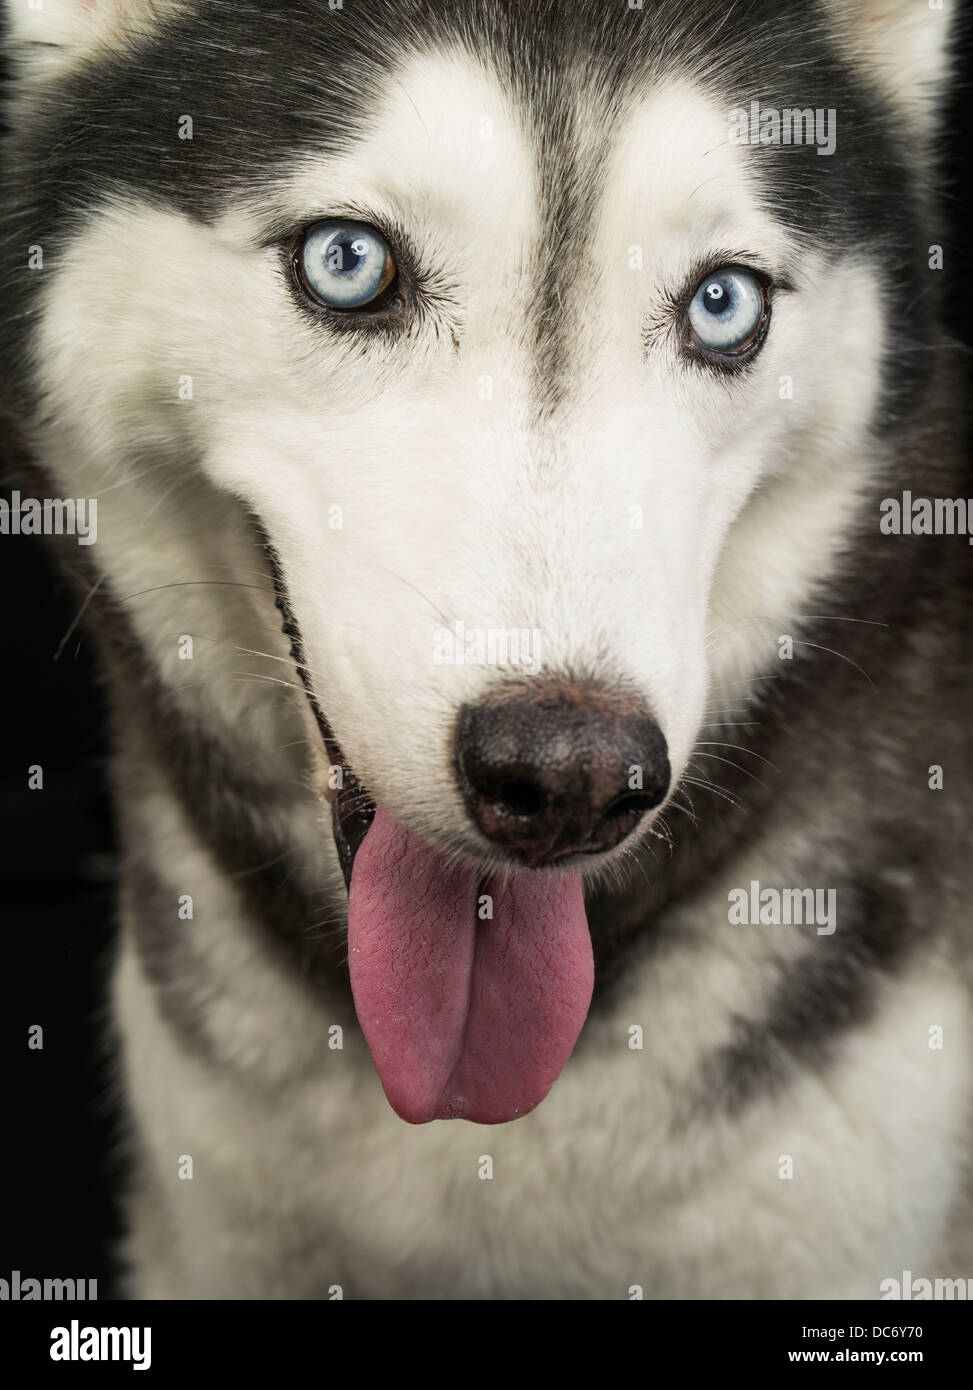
686;266;767;355
296;219;397;309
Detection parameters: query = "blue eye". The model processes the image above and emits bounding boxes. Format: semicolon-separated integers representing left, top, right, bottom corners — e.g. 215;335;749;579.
687;267;766;352
298;219;397;309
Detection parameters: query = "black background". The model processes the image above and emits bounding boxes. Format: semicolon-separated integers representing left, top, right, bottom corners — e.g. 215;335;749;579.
2;25;972;1300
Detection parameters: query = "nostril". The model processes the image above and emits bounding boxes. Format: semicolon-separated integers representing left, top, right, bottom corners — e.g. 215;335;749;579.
492;779;546;819
462;751;550;820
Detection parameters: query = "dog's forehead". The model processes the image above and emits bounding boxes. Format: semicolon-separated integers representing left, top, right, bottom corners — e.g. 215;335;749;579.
236;53;788;286
25;0;866;235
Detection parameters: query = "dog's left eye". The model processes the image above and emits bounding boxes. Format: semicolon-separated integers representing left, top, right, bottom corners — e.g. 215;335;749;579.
297;219;397;309
687;267;766;353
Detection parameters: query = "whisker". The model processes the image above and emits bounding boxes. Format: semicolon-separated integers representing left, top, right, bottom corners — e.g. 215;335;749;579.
666;795;698;829
790;638;876;689
682;774;745;812
53;572;106;662
690;751;767;788
117;579;273;603
241;737;312;766
695;741;779;772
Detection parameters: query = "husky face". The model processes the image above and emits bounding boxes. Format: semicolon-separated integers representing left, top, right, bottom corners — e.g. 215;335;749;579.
3;0;952;1125
16;16;903;848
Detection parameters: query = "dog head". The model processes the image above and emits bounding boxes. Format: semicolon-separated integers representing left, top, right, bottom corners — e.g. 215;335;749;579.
2;0;954;1120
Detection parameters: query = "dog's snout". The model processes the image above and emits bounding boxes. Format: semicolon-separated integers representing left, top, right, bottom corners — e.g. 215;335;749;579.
454;684;670;866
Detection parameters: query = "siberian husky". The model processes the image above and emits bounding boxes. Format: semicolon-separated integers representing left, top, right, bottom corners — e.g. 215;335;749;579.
2;0;970;1299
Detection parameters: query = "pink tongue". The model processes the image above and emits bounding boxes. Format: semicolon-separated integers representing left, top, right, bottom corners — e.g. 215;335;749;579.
347;807;593;1124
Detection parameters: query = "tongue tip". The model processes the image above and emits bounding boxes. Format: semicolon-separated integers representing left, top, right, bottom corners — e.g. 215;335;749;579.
386;1081;553;1126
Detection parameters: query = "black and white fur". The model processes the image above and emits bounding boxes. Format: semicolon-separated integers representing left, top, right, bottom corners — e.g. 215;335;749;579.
2;0;971;1297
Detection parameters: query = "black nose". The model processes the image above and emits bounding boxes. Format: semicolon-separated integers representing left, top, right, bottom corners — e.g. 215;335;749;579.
454;684;670;866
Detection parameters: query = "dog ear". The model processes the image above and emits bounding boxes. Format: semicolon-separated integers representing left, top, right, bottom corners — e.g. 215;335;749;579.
824;0;956;135
4;0;183;78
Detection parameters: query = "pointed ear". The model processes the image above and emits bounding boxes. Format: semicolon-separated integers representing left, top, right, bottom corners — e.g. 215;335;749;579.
824;0;957;135
4;0;184;77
